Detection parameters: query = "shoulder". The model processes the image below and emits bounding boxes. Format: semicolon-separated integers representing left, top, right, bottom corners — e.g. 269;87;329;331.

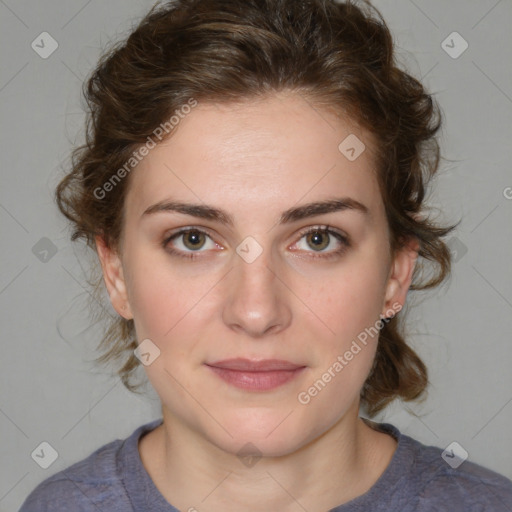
417;452;512;510
18;420;162;512
400;429;512;511
18;439;127;512
363;420;512;512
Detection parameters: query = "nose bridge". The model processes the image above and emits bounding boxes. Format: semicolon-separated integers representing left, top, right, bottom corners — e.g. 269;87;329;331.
222;238;291;336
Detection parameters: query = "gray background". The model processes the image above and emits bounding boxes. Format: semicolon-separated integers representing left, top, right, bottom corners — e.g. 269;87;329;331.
1;0;511;510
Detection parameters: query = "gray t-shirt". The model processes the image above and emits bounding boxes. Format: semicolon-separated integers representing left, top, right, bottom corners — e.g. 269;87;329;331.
19;418;512;511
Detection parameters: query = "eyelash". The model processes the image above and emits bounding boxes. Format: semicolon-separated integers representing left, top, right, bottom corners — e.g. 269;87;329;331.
162;225;350;261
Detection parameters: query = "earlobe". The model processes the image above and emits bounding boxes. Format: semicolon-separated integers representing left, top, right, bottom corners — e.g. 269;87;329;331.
382;237;419;317
95;235;133;319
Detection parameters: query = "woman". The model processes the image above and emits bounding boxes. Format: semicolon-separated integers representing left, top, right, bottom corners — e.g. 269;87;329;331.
19;0;512;510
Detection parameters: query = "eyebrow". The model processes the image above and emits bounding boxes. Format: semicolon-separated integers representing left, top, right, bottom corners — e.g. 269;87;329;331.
142;197;369;225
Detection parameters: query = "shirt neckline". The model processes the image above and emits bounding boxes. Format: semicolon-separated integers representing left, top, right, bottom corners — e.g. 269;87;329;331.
329;418;413;510
120;417;412;512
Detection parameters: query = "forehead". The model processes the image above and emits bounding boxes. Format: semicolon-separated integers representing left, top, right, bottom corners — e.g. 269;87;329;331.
125;92;382;221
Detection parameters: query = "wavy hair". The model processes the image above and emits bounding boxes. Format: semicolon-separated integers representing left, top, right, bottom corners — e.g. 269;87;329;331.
56;0;459;416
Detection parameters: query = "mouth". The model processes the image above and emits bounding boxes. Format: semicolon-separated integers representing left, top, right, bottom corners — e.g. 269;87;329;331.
204;358;306;391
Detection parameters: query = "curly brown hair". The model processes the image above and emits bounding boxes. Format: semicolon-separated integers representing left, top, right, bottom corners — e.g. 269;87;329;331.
56;0;459;417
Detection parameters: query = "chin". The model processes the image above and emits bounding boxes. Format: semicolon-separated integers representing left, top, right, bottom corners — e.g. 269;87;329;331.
215;432;305;460
208;410;315;458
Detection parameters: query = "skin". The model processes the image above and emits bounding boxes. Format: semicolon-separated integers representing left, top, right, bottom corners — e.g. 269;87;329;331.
96;91;419;512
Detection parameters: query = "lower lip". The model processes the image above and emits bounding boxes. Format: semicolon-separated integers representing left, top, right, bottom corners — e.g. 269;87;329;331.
206;366;306;391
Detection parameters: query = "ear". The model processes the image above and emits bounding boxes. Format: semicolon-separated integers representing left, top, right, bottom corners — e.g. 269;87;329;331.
95;235;133;319
381;236;419;318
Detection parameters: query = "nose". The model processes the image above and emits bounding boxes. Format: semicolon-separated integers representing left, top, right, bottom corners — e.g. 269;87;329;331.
222;245;292;338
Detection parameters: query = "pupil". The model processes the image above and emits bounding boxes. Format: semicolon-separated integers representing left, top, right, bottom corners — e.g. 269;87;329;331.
187;231;203;248
309;231;328;250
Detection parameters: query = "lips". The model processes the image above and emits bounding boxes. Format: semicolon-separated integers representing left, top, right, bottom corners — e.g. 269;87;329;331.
205;358;306;391
205;358;304;371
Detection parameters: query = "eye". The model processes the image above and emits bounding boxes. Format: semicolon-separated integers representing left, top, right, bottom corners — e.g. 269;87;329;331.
291;225;350;259
163;225;350;261
163;228;221;260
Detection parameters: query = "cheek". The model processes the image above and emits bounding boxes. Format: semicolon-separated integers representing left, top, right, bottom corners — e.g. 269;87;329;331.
308;261;388;351
295;268;385;419
124;250;219;342
123;248;181;339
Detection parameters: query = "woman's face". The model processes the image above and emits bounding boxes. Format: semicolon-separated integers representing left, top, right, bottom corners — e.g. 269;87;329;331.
98;92;417;456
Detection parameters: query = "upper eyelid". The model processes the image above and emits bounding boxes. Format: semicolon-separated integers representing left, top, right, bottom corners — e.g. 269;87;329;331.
164;225;220;244
296;225;348;239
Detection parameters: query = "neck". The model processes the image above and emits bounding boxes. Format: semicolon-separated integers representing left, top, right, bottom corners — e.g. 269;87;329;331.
139;404;397;512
